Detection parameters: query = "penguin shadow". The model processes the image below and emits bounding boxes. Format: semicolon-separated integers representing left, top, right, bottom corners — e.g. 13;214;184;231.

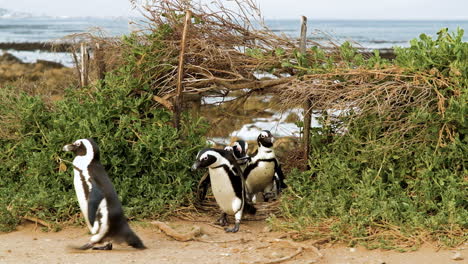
66;244;141;254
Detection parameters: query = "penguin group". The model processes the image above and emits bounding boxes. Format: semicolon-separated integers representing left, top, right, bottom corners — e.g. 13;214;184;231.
192;130;287;232
61;130;286;250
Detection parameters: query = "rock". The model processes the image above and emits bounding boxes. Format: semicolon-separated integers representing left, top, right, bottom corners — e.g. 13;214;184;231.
349;247;356;253
452;252;464;261
0;53;23;64
36;59;64;69
262;226;272;233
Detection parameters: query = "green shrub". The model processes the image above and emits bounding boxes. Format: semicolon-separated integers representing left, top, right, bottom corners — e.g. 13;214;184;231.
278;29;467;249
0;29;207;232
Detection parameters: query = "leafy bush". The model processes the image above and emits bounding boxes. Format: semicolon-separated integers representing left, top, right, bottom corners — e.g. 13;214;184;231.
0;31;207;232
278;30;467;249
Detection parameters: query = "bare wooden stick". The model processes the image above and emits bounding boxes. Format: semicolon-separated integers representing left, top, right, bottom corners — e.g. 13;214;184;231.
71;46;82;87
95;42;106;83
196;238;251;243
173;10;192;130
153;95;174;111
22;216;51;229
151;221;201;242
270;238;323;258
300;16;312;167
246;247;303;264
80;43;89;87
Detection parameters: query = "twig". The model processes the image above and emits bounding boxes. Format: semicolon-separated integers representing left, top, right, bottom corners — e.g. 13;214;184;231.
267;238;323;258
151;221;201;241
246;247;303;264
196;238;252;243
22;216;51;229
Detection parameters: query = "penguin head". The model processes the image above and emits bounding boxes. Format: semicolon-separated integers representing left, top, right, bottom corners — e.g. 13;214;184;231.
257;130;274;148
224;146;234;153
191;148;228;170
63;138;100;160
233;140;248;158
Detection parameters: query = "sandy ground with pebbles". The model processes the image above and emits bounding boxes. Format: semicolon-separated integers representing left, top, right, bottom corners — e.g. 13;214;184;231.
0;219;466;264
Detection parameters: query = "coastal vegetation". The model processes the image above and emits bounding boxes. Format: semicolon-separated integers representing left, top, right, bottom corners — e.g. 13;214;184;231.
0;0;466;250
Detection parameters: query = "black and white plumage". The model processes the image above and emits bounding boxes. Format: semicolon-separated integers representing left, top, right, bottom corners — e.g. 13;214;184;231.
243;130;287;203
197;140;250;202
225;140;250;170
192;148;256;233
63;138;145;250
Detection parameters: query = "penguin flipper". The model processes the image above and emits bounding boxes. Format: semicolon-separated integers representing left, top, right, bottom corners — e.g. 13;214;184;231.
274;160;288;190
87;183;104;225
197;172;210;202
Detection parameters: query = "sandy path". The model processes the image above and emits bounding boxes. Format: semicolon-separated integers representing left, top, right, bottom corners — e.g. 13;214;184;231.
0;219;465;264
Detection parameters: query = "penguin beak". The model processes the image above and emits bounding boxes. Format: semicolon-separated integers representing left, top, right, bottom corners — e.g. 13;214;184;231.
236;145;242;153
191;161;201;171
63;144;77;152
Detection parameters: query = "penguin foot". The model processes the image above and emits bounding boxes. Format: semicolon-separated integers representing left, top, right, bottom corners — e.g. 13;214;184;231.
224;222;240;233
92;243;113;250
78;243;94;250
263;192;276;202
215;213;228;226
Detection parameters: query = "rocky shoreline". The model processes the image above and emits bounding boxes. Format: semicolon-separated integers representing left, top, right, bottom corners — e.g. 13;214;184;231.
0;52;75;99
0;42;72;52
0;41;396;60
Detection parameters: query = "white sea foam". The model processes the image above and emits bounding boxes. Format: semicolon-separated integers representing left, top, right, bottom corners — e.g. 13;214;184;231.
2;50;74;67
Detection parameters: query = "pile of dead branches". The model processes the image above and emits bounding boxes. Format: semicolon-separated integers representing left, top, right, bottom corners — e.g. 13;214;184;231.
125;0;317;98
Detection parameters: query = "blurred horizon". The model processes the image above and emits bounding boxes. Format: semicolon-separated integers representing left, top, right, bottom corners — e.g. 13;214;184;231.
0;0;467;20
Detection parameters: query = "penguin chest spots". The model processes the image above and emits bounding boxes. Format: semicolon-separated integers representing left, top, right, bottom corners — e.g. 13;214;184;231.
246;161;275;193
209;168;238;215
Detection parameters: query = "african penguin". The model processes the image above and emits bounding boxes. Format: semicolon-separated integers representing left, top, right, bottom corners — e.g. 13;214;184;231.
243;130;287;203
63;138;145;250
197;140;250;202
225;140;250;170
192;148;256;232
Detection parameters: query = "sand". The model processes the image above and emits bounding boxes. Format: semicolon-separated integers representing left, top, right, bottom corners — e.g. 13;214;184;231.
0;219;465;264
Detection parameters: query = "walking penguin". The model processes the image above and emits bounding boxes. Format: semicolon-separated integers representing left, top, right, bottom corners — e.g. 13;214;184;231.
63;138;146;250
243;130;287;202
192;148;256;232
197;140;250;202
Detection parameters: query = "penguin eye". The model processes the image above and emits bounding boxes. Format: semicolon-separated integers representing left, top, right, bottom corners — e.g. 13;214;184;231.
260;134;265;138
202;156;208;161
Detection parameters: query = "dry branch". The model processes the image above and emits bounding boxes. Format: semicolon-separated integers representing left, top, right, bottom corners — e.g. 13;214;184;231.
244;238;323;264
151;221;202;241
245;247;303;264
22;216;51;229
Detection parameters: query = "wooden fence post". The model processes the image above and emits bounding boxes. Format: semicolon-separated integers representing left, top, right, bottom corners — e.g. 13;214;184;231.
95;42;106;84
173;10;192;130
80;43;89;87
300;16;312;167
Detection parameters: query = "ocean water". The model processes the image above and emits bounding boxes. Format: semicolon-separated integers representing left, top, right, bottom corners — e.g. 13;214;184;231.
0;17;132;42
1;17;467;47
1;17;467;67
266;19;468;49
